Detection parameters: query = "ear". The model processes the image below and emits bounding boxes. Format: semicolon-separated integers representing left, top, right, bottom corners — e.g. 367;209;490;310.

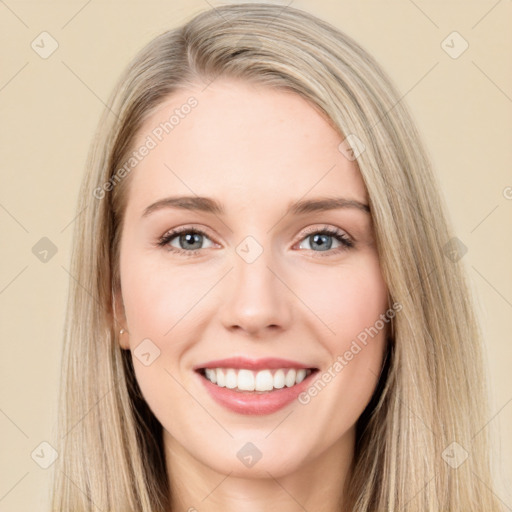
113;286;130;350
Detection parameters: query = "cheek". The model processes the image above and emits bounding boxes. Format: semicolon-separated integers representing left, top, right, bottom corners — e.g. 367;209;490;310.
298;255;390;419
303;255;389;343
300;254;389;406
120;255;199;431
120;253;206;338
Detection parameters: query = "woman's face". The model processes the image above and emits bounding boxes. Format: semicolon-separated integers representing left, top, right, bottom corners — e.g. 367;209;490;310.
116;78;389;480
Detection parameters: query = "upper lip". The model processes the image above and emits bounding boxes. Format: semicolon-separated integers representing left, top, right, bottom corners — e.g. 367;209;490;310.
194;357;318;371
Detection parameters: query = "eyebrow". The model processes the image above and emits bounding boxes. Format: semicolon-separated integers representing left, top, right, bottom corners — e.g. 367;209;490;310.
141;195;370;218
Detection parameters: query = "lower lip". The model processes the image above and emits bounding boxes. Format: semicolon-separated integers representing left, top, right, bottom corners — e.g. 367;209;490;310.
196;370;318;415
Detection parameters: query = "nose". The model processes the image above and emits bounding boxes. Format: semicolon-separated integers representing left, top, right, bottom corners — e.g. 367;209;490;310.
219;247;293;337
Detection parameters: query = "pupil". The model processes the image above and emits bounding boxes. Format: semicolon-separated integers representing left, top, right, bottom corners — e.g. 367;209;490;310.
311;234;331;251
182;233;202;250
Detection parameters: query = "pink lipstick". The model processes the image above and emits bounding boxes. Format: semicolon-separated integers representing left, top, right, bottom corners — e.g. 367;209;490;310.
194;357;319;415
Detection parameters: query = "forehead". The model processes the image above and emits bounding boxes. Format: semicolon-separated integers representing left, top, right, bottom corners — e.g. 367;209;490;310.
125;78;367;214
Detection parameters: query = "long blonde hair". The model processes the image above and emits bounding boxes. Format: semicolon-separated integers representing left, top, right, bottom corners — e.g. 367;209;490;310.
50;3;504;511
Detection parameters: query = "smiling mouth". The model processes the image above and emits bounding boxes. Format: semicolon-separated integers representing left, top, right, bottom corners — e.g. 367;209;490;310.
196;367;319;393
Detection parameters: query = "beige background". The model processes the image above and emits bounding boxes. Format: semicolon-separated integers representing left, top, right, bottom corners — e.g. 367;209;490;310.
0;0;511;509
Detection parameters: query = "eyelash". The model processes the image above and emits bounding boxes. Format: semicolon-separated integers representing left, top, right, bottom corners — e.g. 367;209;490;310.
156;225;354;258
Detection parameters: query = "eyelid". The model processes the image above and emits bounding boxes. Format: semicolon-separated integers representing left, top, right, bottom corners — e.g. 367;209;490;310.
294;224;353;244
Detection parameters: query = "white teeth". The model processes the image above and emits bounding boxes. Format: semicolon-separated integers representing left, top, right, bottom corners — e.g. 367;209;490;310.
202;367;313;391
273;369;285;389
237;369;255;391
204;368;217;384
225;369;237;389
255;370;274;391
285;369;296;387
296;369;306;384
216;368;226;387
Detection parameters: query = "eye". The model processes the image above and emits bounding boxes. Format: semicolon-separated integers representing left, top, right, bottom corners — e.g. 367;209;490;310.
157;227;214;257
296;225;354;257
157;225;354;257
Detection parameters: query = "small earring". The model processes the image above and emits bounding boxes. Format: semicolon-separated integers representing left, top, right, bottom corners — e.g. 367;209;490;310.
120;328;126;334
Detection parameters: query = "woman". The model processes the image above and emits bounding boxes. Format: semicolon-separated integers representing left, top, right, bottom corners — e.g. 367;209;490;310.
50;3;504;511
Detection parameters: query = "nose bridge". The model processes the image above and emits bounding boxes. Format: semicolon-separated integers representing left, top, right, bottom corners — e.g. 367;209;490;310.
234;237;275;293
219;233;292;335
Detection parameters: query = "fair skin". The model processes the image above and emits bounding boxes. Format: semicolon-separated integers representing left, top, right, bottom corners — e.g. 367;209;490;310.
115;78;389;512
